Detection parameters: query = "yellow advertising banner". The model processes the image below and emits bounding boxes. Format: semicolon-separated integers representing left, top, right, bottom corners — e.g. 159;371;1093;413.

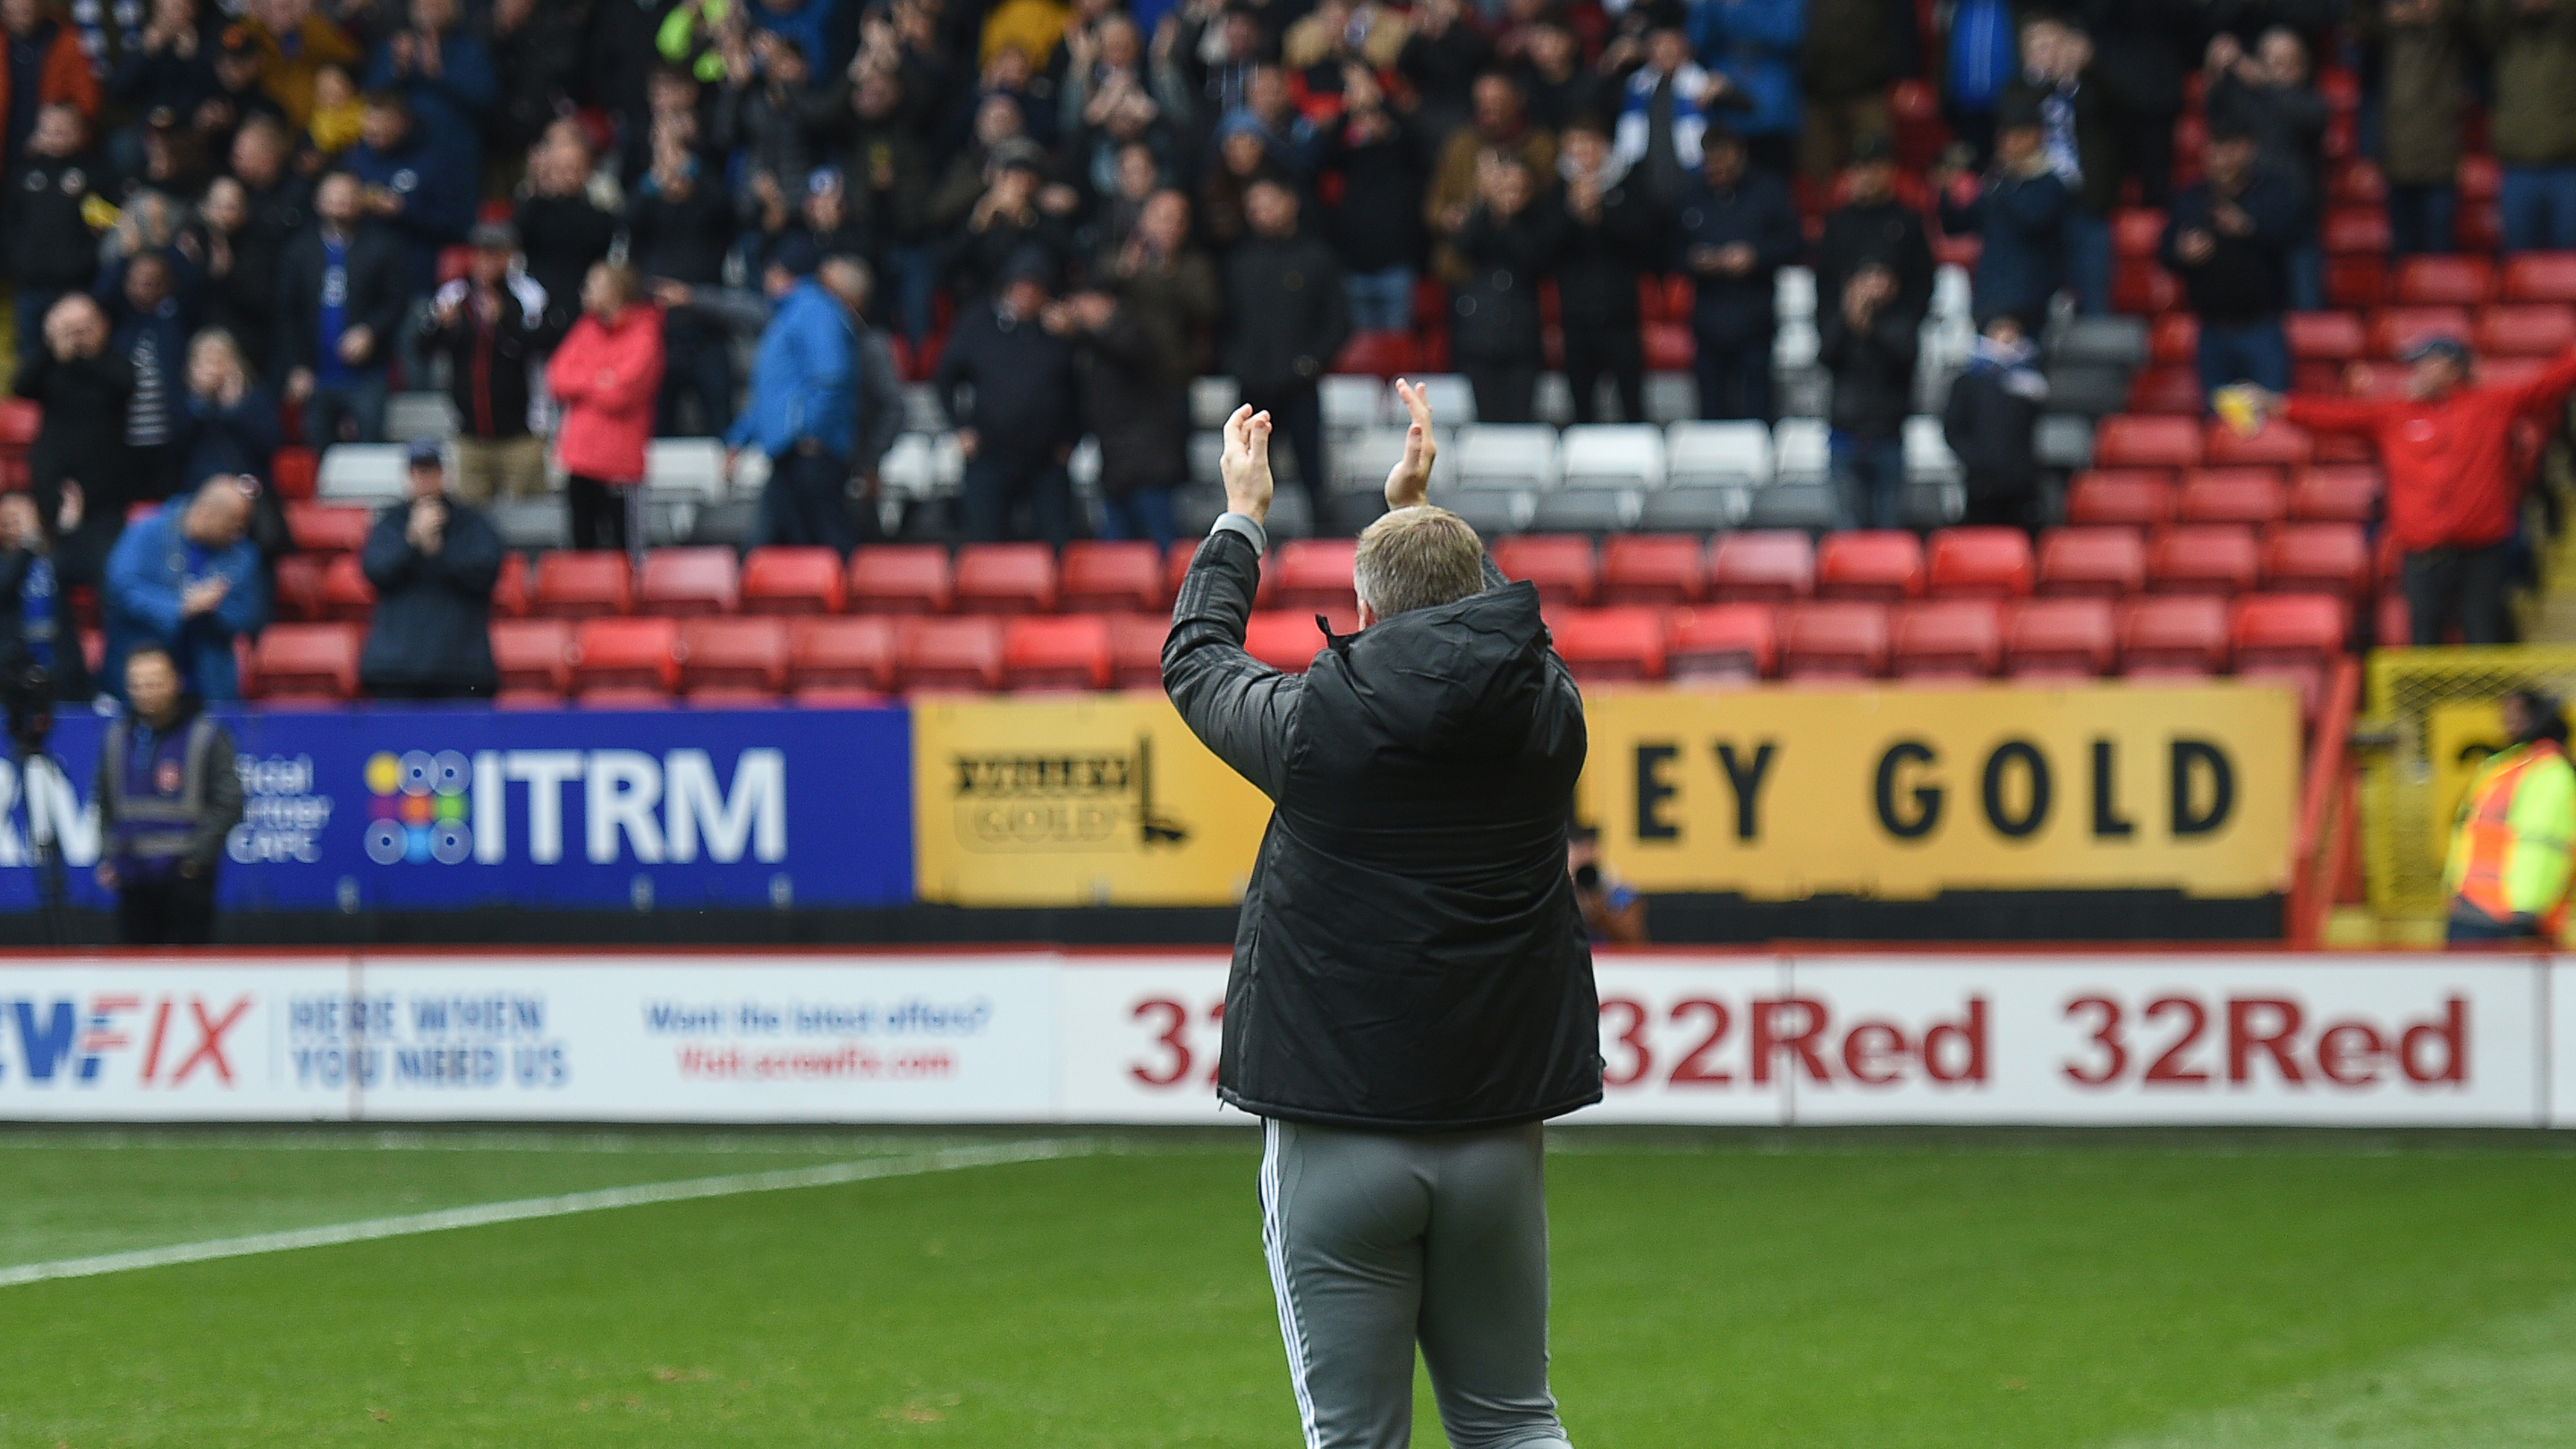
911;694;1274;906
1572;682;2301;899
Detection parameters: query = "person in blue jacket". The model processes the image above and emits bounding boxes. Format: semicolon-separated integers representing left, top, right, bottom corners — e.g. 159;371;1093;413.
103;479;268;704
344;91;474;297
363;0;497;190
1674;127;1803;421
725;256;868;552
1687;0;1805;176
1936;89;2071;332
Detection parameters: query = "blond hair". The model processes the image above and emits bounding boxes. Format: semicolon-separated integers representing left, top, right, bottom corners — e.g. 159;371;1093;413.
1353;505;1486;620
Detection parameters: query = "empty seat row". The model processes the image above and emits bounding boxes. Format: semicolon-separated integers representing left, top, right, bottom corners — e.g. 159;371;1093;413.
2067;467;2378;527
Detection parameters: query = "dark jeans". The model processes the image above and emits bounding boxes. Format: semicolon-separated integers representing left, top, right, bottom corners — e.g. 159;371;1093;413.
2403;540;2513;646
304;375;389;446
2196;318;2292;404
755;446;856;553
1563;326;1645;423
2065;209;2113;316
962;453;1072;546
657;312;733;437
2388;183;2458;256
2445;901;2540;945
2287;238;2325;313
116;870;216;945
1694;335;1773;422
1962;477;2038;530
1098;486;1177;551
2501;165;2576;252
1243;387;1327;530
1831;432;1907;530
1460;359;1538;425
567;474;639;553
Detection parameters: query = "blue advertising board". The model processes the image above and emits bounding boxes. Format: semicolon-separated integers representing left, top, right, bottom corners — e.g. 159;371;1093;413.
0;707;913;911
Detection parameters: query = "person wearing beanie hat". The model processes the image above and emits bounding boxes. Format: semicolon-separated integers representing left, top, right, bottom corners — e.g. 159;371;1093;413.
357;439;502;701
1936;89;2070;334
934;245;1082;546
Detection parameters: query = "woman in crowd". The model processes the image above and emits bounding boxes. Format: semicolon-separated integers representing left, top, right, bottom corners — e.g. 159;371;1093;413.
544;263;665;558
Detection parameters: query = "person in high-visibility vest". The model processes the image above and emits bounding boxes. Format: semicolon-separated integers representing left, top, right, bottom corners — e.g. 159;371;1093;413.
2445;689;2576;945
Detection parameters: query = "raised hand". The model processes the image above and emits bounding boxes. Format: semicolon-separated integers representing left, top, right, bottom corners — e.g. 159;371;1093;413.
1385;377;1437;510
1220;403;1275;524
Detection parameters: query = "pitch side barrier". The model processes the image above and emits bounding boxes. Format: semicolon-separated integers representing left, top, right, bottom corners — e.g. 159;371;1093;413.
0;949;2564;1127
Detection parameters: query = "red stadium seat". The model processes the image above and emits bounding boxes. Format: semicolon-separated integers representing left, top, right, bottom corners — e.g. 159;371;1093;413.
2262;521;2371;595
318;552;377;622
2318;67;2361;113
1599;535;1707;605
847;544;953;614
1270;538;1361;616
1708;531;1815;601
2112;208;2166;258
2176;468;2288;525
1926;527;2034;597
2474;304;2576;357
1642;321;1696;370
1491;536;1599;607
2004;598;2117;678
1816;530;1926;601
492;551;528;618
249;623;360;700
2112;263;2180;315
271;445;318;500
2065;470;2175;528
2456;202;2504;253
2148;525;2259;595
2327;159;2385;207
1779;602;1890;680
739;547;846;614
2093;415;2203;470
490;619;572;697
637;547;739;616
1332;330;1417;377
2322;208;2392;255
788;616;896;696
2120;597;2230;675
529;551;633;618
1002;615;1112;691
2127;367;2204;416
2377;589;2411;647
2203;419;2312;468
1891;600;2004;679
898;616;1005;691
2285;311;2367;362
1665;604;1776;682
678;616;789;697
2326;254;2387;309
2502;251;2576;304
285;502;372;555
2233;593;2350;714
0;398;39;450
1550;607;1665;682
271;554;326;622
2290;465;2379;522
2369;306;2474;360
1244;611;1322;673
1058;541;1164;613
2038;527;2148;597
569;617;680;699
2461;154;2504;204
952;544;1058;614
2392;255;2496;307
1106;614;1167;690
2151;314;2199;365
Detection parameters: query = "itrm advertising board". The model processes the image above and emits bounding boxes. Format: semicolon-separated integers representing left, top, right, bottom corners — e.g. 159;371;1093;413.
0;951;2561;1128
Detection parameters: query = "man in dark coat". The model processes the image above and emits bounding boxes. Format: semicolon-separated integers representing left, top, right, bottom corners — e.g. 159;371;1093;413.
1937;89;2071;332
13;293;132;585
1164;379;1597;1449
275;171;413;446
1221;176;1351;529
427;221;555;505
1078;191;1218;550
1943;314;2049;528
2162;124;2302;402
934;249;1081;546
359;441;502;700
3;104;107;369
1675;127;1801;421
1816;135;1936;326
513;125;619;336
1554;118;1660;424
1820;259;1920;529
1448;150;1564;425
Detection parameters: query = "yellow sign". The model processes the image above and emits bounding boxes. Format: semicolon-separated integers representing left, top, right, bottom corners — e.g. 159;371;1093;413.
1573;683;2300;899
911;694;1275;906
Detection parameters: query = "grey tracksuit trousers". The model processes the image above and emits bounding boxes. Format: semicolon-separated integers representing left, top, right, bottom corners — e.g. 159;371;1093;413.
1258;1117;1576;1449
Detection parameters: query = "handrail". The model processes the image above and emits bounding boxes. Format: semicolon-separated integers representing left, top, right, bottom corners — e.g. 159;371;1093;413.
2286;655;2365;947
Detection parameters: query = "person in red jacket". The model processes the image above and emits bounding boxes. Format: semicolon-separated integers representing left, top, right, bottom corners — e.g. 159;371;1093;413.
2243;336;2576;646
544;262;666;559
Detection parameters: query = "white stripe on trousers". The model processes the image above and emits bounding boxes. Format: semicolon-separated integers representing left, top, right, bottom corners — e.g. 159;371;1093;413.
1260;1118;1326;1449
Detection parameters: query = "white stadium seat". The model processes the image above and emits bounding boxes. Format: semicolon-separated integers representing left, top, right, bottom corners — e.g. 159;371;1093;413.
1319;375;1386;432
1772;419;1831;483
1560;425;1665;491
1665;421;1774;487
316;444;409;504
1449;425;1559;491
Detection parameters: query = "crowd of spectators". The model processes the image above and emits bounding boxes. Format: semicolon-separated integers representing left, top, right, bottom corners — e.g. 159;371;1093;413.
0;0;2561;704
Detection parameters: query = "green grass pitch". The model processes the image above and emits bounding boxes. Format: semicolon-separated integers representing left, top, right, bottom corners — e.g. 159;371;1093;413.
3;1127;2574;1447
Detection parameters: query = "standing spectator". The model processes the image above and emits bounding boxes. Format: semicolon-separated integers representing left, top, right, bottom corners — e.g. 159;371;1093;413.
343;90;471;296
628;138;736;437
0;487;93;703
15;294;130;582
0;0;100;167
1064;284;1186;550
244;0;359;130
1820;260;1919;530
1942;313;2048;528
1448;150;1563;425
545;263;665;555
1936;0;2016;165
1612;25;1735;215
2163;126;2301;402
1936;91;2069;333
1675;128;1800;422
936;248;1082;546
2361;0;2469;256
1555;116;1659;424
944;136;1072;305
713;28;825;207
190;176;276;369
1687;0;1803;178
428;221;553;506
101;477;266;700
4;103;105;369
93;644;242;945
1801;0;1902;187
305;61;363;159
2206;29;2326;307
1319;64;1421;334
97;250;194;505
276;170;408;446
359;439;501;700
1425;72;1555;284
227;114;309;295
1513;18;1598;134
1816;134;1936;328
2479;0;2576;252
2009;16;2117;315
728;257;870;552
751;165;870;279
174;328;282;493
1393;0;1490;143
513;127;618;337
109;0;222;134
824;67;938;347
2441;687;2576;945
1222;177;1348;530
2072;0;2196;208
362;0;496;187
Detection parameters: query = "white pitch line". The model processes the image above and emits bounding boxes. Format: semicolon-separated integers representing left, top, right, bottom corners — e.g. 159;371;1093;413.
0;1137;1094;1290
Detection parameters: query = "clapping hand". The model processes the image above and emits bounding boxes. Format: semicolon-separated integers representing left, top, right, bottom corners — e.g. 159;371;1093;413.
1219;403;1275;525
1385;377;1436;510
